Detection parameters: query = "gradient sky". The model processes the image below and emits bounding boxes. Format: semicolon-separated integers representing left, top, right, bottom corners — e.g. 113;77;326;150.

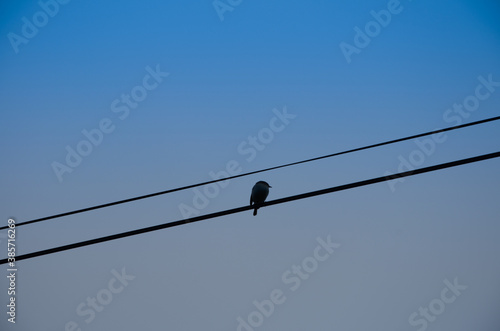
1;0;499;330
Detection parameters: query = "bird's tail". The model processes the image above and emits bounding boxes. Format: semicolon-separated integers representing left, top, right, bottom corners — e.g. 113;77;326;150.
253;208;258;216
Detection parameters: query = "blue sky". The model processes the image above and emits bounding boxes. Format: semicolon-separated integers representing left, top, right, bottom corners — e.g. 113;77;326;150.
1;0;499;330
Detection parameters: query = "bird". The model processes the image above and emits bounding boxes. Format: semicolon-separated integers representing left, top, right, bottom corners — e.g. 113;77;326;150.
250;181;272;216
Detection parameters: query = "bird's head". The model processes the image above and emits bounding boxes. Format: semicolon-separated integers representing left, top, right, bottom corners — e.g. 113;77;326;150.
256;181;272;188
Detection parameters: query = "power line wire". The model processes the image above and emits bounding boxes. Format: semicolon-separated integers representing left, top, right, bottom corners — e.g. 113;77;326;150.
2;115;499;231
1;150;498;265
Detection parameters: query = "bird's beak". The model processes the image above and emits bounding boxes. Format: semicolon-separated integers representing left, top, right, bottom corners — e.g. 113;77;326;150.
269;185;272;188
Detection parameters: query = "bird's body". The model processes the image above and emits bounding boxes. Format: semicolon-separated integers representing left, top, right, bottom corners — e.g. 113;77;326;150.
250;181;271;216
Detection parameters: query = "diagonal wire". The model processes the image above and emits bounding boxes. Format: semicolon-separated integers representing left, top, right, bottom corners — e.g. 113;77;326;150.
1;115;499;231
1;150;498;264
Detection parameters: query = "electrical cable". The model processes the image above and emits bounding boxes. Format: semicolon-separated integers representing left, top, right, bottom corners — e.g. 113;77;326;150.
2;115;499;231
1;150;498;265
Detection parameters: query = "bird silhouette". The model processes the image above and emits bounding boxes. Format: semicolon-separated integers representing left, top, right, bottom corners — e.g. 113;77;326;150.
250;181;271;216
